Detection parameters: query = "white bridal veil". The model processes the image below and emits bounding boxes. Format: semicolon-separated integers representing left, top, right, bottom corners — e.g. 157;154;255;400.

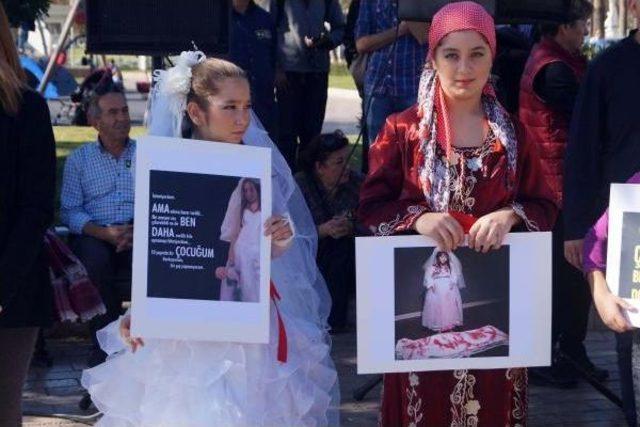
423;249;466;289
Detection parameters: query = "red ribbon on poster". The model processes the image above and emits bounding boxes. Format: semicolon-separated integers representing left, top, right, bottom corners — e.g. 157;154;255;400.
270;281;288;363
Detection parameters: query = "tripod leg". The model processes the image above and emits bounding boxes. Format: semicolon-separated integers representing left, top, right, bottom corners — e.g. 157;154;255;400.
79;392;93;411
559;351;624;409
353;375;383;401
32;330;53;367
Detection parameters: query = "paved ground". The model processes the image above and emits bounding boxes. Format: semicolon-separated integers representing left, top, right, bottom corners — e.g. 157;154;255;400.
22;325;628;426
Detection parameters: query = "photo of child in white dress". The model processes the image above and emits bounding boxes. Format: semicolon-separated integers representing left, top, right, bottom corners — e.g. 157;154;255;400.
394;246;510;360
422;250;465;332
216;178;262;302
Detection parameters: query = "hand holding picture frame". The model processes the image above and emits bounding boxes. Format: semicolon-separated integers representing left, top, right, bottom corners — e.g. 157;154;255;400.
606;184;640;328
131;135;272;343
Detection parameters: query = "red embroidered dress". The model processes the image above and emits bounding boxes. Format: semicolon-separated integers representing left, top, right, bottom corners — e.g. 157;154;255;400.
358;106;557;426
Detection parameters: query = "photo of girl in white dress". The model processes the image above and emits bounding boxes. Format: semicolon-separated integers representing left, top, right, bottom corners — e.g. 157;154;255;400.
422;250;465;332
216;178;262;302
394;246;510;360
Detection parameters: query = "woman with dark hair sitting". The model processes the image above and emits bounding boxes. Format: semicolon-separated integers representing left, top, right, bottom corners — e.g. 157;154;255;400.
295;130;364;332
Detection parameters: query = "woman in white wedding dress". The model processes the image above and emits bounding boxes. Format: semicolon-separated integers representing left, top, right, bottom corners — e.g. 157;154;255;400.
81;53;339;427
217;178;262;302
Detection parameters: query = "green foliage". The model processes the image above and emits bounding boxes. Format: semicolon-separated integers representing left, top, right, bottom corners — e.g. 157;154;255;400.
582;39;618;60
329;63;357;90
2;0;51;27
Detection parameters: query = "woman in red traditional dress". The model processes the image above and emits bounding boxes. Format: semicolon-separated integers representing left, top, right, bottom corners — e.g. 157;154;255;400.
357;2;558;425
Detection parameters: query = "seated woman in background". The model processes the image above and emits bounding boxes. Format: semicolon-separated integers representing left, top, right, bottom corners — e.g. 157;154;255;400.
295;130;364;332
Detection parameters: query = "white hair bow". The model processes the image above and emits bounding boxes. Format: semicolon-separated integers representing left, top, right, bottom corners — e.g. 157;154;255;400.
147;51;206;138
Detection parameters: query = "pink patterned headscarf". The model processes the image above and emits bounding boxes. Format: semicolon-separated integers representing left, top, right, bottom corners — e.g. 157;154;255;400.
416;1;517;213
428;1;497;61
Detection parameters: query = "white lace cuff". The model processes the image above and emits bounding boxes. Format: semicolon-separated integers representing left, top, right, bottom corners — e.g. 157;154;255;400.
376;205;428;236
511;202;539;231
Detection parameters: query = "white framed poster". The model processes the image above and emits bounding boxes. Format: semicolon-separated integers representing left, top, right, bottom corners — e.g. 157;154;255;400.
606;184;640;327
356;232;552;373
131;135;272;343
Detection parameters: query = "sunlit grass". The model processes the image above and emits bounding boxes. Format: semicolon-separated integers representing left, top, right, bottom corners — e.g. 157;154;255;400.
329;63;357;91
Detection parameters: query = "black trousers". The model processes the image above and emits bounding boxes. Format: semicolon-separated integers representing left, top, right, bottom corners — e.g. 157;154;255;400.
69;235;132;367
0;327;38;427
620;331;638;426
551;211;592;360
317;236;355;329
276;71;329;170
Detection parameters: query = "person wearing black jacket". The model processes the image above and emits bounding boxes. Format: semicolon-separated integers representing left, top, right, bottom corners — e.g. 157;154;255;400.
272;0;345;169
564;1;640;424
0;4;56;425
343;0;372;173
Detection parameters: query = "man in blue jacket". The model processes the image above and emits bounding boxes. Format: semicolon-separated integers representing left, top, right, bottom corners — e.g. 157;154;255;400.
230;0;278;138
269;0;345;169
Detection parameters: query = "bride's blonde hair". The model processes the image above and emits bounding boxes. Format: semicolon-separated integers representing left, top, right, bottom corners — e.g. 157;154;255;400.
187;58;247;110
182;58;248;137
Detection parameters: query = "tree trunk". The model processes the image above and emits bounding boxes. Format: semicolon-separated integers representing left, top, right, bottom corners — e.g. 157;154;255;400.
619;0;628;37
592;0;606;39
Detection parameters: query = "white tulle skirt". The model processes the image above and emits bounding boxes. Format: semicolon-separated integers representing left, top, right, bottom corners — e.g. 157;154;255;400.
81;303;339;427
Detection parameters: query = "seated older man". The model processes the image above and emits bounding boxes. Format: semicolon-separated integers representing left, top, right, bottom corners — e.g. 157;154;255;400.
60;87;134;367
